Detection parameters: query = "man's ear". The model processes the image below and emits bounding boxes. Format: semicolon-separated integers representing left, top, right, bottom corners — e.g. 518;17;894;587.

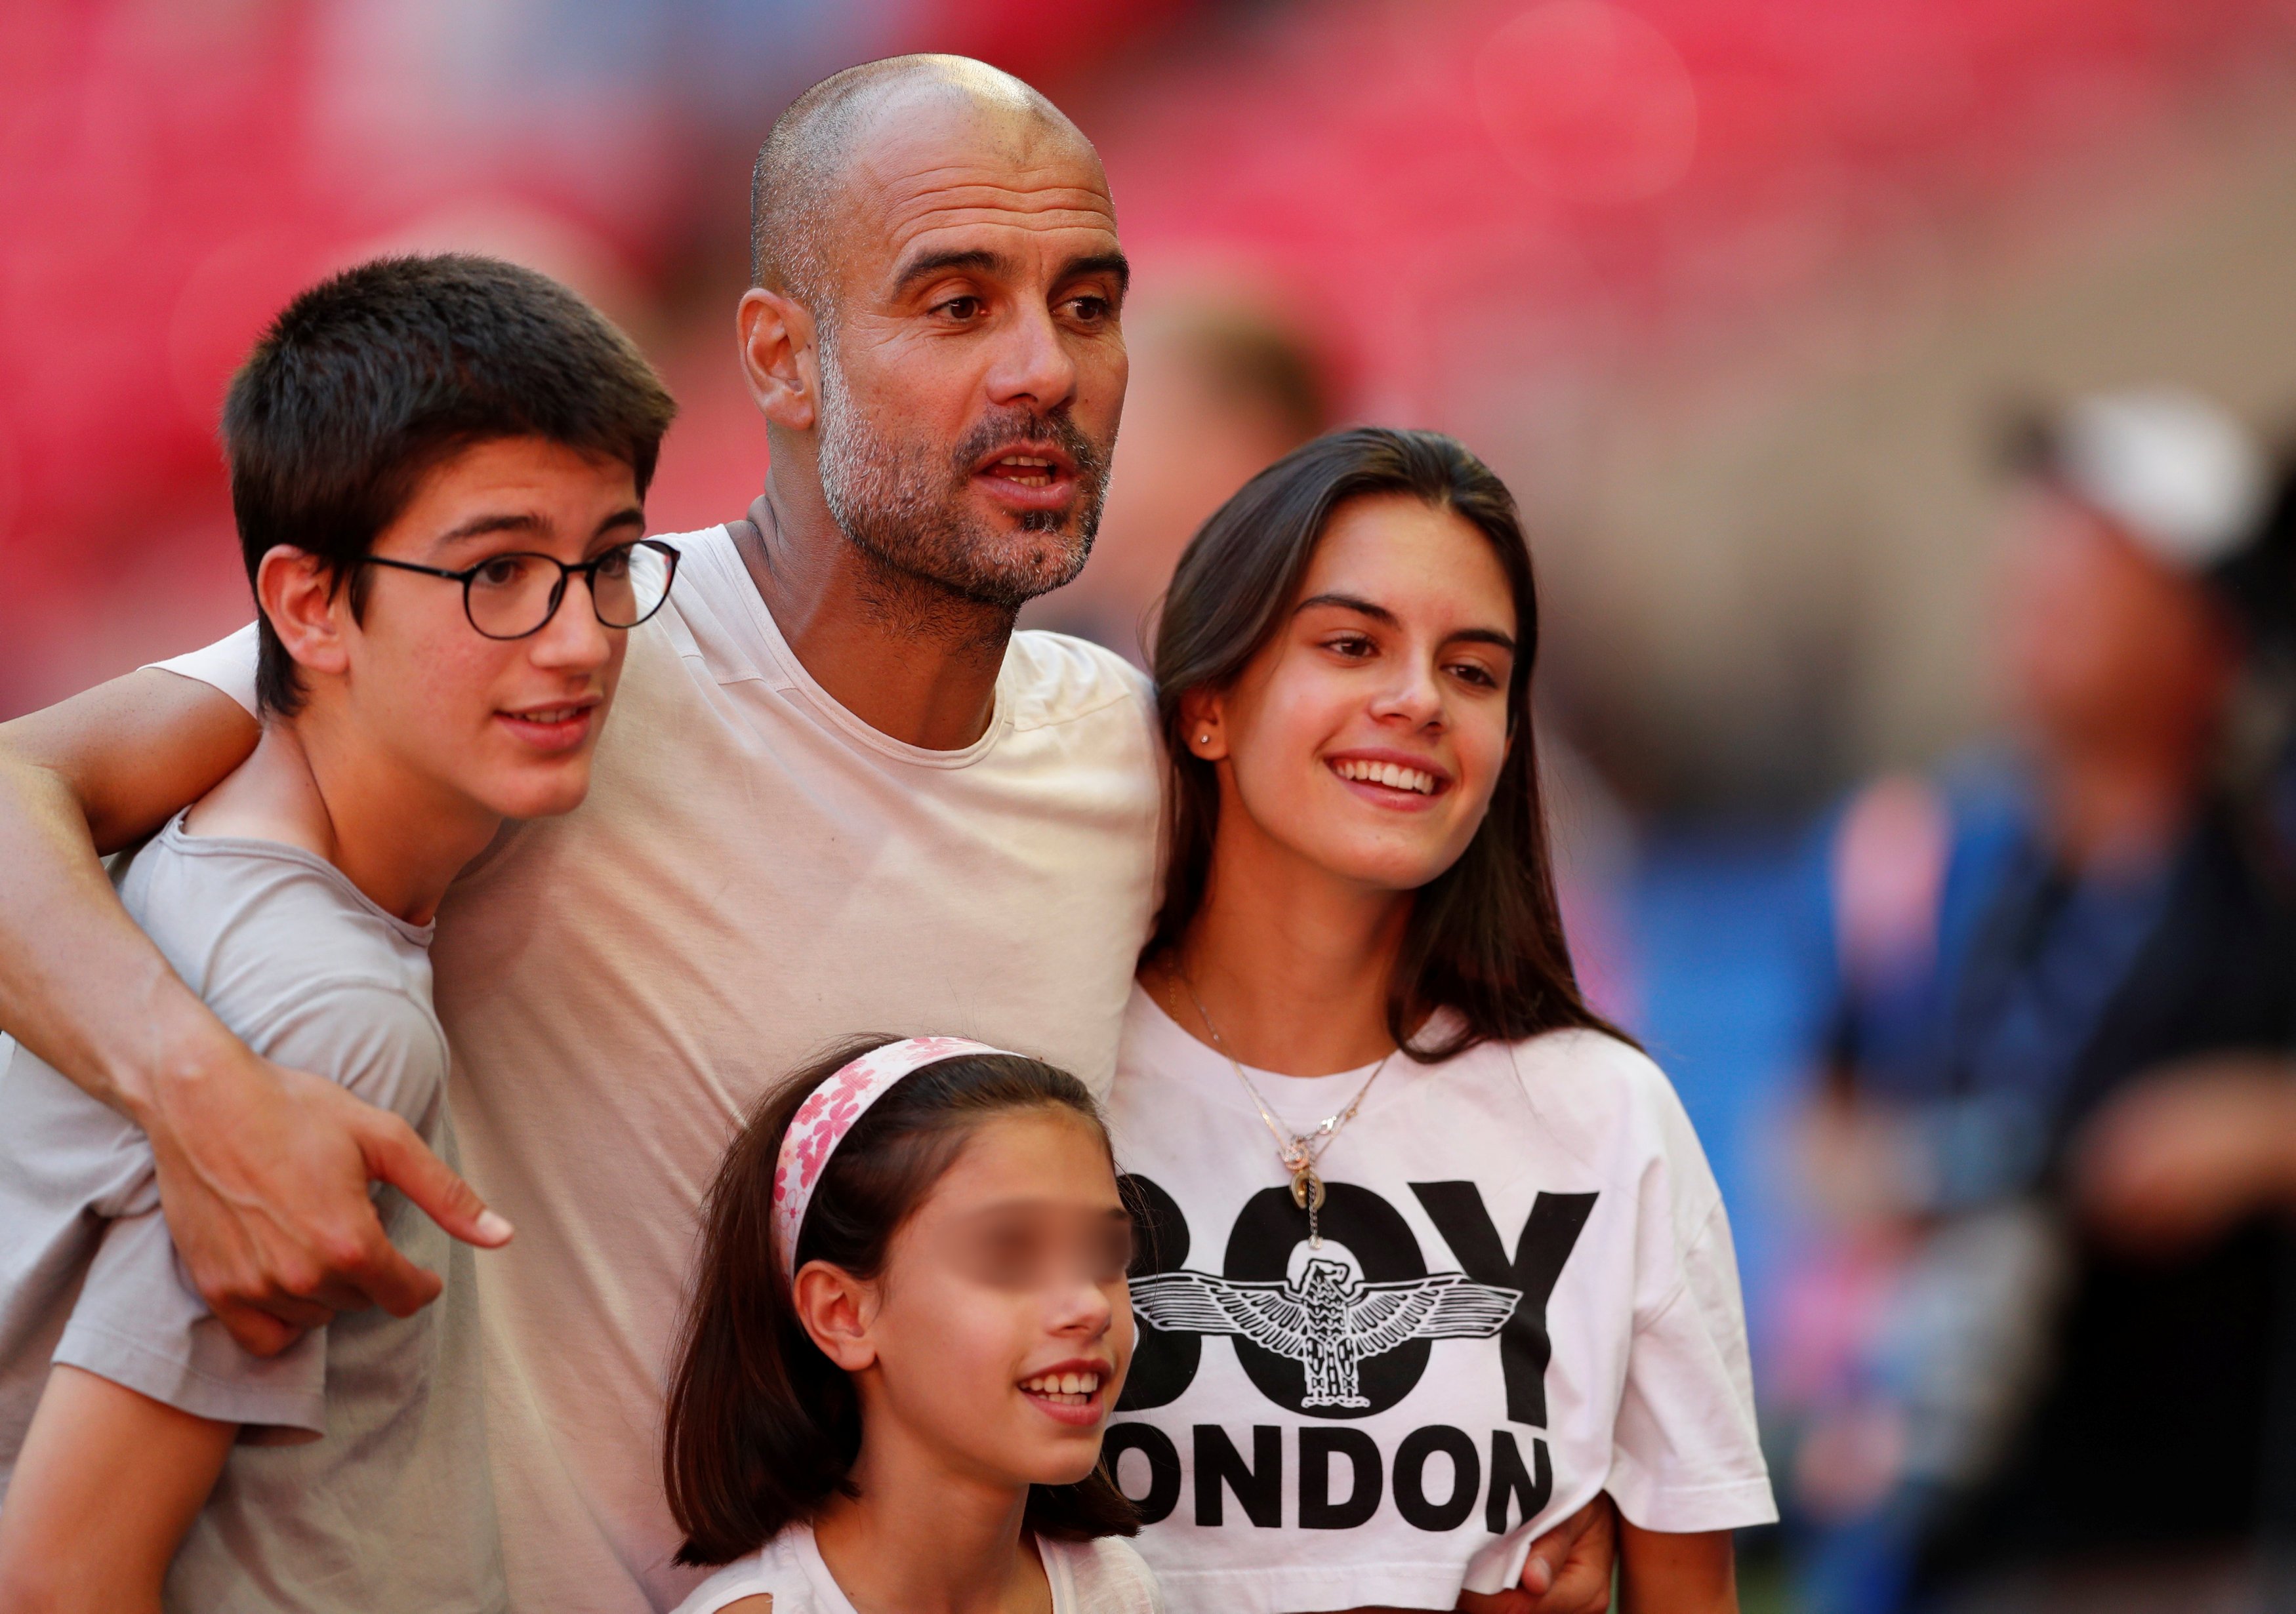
737;287;820;432
1178;686;1229;763
792;1261;879;1373
256;546;351;683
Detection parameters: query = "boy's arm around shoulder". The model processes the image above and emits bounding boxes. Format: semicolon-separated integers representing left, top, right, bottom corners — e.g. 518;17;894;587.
0;668;501;1356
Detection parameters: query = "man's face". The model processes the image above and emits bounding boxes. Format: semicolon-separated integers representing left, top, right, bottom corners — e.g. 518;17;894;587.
810;92;1128;609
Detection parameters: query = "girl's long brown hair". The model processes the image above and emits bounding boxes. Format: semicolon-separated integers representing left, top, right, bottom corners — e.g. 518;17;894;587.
1149;425;1631;1060
663;1038;1139;1566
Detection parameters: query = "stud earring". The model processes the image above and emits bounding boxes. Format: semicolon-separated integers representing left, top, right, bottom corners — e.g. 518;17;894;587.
1199;733;1212;746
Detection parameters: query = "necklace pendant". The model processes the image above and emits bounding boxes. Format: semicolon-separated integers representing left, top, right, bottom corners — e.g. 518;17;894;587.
1290;1167;1326;1214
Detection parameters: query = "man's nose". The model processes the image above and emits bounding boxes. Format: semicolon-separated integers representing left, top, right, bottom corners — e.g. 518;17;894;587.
986;302;1078;412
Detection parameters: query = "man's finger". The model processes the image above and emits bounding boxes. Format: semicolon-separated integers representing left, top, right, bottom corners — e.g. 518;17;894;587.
359;1111;512;1250
329;1227;448;1320
213;1301;306;1358
250;1292;338;1331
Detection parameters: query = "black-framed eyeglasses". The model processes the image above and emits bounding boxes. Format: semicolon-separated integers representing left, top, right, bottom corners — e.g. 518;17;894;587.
358;539;680;641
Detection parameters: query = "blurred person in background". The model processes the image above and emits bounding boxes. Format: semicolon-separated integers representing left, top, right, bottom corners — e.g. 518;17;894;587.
1022;296;1332;662
1778;388;2296;1614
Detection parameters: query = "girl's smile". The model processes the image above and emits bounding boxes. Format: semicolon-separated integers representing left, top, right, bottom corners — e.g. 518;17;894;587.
1018;1356;1114;1425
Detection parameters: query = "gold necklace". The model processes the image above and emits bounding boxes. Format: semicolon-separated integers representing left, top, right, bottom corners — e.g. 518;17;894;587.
1174;968;1392;1250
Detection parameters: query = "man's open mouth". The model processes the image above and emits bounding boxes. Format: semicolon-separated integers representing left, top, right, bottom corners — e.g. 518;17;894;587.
973;441;1081;506
984;454;1061;489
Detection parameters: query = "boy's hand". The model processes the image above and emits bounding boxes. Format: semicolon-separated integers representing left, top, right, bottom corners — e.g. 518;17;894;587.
1456;1493;1616;1614
144;1031;511;1355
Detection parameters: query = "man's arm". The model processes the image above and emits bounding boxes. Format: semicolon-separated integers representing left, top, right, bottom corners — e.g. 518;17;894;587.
0;1365;236;1614
0;669;505;1354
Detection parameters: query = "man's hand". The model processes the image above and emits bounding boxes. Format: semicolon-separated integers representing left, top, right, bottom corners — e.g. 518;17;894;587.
2074;1055;2296;1257
1456;1493;1616;1614
143;1034;511;1354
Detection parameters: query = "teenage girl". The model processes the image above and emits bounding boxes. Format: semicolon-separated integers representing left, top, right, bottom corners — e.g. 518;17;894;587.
662;1036;1164;1614
1103;428;1775;1614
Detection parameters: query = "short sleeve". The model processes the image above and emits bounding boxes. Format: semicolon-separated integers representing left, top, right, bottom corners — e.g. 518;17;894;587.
1607;1193;1778;1531
256;981;451;1136
49;981;444;1437
54;1207;330;1433
145;622;260;717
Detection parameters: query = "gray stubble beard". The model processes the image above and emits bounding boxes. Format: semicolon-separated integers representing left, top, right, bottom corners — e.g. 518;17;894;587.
814;325;1110;633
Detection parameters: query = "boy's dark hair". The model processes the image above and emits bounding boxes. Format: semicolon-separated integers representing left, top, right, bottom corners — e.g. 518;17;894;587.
664;1037;1140;1566
222;253;678;716
1150;425;1634;1062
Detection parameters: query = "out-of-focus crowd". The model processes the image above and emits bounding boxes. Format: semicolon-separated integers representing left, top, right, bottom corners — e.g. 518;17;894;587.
1762;391;2296;1614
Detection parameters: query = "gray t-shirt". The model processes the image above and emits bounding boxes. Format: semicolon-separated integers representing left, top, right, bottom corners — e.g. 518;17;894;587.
0;815;502;1612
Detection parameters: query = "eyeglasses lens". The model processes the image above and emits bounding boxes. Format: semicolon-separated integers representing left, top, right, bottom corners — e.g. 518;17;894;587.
467;554;562;638
464;544;671;637
594;542;671;629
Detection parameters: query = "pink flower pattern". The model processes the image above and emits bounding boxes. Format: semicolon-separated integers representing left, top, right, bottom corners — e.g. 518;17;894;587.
769;1037;1011;1276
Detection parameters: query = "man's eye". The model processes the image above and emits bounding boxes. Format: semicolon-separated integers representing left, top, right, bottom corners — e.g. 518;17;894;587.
940;296;983;321
1068;296;1110;322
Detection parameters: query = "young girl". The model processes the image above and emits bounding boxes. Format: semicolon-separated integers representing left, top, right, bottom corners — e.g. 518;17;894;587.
1103;428;1775;1613
664;1036;1165;1614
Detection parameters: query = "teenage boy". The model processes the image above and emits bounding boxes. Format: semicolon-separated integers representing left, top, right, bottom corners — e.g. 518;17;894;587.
0;254;677;1612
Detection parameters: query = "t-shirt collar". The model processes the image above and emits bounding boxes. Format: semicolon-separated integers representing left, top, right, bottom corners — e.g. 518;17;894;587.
723;497;1014;771
1124;982;1412;1131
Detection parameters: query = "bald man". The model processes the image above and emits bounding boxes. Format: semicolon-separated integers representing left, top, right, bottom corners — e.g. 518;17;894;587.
0;57;1610;1611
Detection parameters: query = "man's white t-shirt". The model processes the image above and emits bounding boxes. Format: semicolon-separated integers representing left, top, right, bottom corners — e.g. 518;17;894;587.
669;1524;1164;1614
151;519;1163;1611
1103;988;1775;1614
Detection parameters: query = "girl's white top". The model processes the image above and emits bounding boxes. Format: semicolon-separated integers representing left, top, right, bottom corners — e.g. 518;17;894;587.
1104;986;1776;1614
670;1523;1164;1614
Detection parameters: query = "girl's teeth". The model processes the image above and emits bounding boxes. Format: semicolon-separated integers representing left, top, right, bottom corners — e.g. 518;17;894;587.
1023;1372;1100;1396
1335;760;1433;793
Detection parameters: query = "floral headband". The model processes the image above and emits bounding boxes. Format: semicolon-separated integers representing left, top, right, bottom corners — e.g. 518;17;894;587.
772;1036;1016;1280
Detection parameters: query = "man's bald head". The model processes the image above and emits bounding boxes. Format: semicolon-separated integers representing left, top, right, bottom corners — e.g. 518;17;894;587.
750;54;1094;310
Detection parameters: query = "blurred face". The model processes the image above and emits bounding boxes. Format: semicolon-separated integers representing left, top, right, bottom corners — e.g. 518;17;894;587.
1191;493;1519;894
821;1109;1135;1492
811;89;1128;607
1997;487;2232;753
329;435;640;822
